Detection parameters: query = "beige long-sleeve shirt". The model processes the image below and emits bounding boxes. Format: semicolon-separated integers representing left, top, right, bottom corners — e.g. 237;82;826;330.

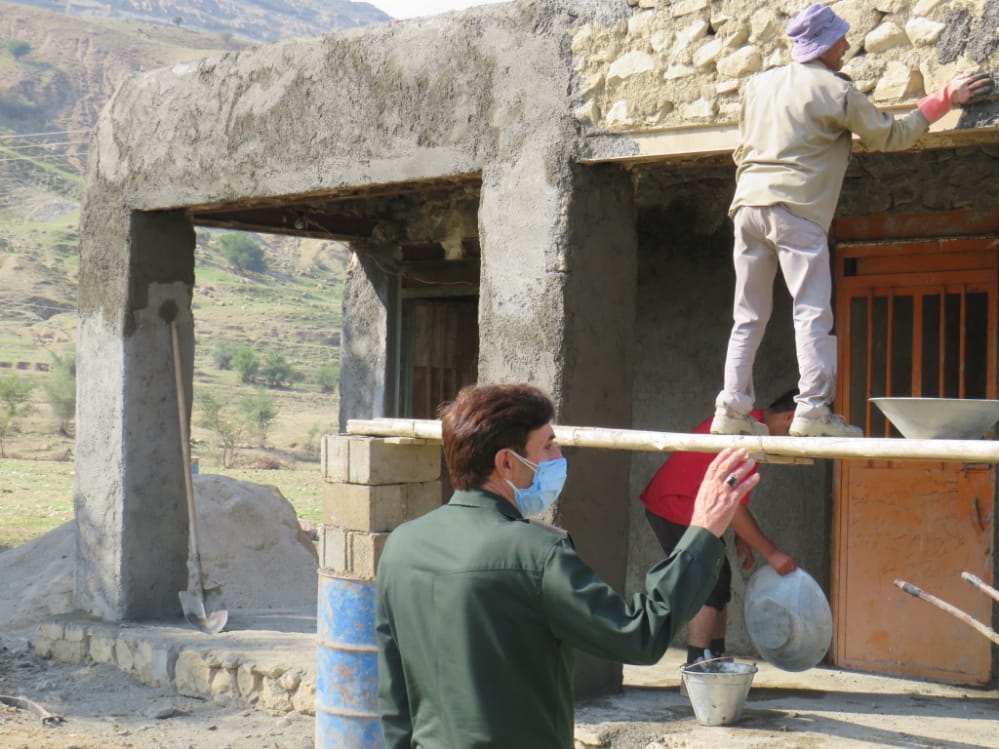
730;60;930;231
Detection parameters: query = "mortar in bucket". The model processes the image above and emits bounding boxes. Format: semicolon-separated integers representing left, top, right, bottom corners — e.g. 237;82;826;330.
681;659;757;726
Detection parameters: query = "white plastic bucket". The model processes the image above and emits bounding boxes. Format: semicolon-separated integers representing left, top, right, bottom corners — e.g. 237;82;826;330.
681;661;757;726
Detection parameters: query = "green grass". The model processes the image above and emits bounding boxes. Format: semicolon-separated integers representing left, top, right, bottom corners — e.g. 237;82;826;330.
0;458;74;552
0;456;327;553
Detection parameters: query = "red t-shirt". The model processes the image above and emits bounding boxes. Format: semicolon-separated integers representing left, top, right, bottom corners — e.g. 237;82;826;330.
640;412;760;525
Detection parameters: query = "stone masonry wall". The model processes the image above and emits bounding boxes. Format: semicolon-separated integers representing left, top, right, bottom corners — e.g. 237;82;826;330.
572;0;999;132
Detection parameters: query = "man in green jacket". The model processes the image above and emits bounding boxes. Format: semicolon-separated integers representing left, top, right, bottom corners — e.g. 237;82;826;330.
376;383;758;748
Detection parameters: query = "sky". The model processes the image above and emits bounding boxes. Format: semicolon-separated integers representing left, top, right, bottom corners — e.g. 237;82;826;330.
366;1;499;20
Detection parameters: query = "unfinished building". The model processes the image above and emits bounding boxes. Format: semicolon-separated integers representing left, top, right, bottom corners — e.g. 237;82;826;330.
75;0;999;698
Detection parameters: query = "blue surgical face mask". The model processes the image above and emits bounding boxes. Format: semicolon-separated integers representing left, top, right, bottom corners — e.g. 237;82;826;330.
505;451;567;516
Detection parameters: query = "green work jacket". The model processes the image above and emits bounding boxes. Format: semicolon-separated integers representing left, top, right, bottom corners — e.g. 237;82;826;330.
375;488;724;749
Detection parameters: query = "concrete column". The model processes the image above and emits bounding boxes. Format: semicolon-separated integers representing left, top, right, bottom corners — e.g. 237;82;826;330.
339;249;397;430
75;209;195;620
478;160;639;698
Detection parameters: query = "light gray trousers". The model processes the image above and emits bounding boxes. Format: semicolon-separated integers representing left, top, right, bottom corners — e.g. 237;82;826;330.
716;205;836;419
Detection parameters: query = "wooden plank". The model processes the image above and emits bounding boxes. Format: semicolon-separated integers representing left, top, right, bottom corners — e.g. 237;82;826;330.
834;205;999;241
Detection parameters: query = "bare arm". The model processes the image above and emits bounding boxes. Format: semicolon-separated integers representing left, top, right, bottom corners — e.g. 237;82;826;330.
731;505;796;575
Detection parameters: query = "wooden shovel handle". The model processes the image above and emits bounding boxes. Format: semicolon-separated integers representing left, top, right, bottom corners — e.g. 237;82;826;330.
962;571;999;605
894;579;999;646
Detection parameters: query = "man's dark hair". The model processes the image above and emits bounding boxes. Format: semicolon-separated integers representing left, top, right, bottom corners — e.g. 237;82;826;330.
438;384;555;490
767;388;799;413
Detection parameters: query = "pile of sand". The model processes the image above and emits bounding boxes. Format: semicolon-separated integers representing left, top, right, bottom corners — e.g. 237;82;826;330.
0;475;319;636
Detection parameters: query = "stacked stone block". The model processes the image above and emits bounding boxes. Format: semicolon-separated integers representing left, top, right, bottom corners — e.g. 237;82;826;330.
34;616;315;714
575;0;999;132
318;435;442;578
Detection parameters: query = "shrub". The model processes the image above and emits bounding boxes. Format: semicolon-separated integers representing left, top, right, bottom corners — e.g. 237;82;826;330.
197;392;247;468
7;40;31;59
213;341;239;370
315;364;340;393
218;233;267;273
239;389;278;447
260;351;299;388
0;372;34;458
232;346;259;383
42;351;76;436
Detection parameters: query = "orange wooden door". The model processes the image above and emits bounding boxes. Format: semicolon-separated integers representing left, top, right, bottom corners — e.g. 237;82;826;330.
833;232;998;684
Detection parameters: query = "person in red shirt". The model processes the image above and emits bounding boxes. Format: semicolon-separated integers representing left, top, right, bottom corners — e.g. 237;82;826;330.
641;390;799;665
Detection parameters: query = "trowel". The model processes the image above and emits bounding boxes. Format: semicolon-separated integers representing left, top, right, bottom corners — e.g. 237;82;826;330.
162;301;229;635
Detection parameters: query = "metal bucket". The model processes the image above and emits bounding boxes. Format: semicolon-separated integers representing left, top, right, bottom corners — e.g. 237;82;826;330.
681;661;757;726
316;572;384;748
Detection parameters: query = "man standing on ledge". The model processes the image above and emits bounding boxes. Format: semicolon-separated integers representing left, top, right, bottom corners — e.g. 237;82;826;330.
711;3;994;438
376;384;757;749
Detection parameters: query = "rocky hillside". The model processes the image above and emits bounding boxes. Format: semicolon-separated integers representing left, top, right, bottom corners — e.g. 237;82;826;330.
7;0;389;43
0;0;359;431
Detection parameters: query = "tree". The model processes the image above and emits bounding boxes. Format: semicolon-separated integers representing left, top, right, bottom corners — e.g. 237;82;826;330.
197;392;247;468
232;346;259;384
315;364;339;394
43;352;76;436
0;373;34;458
172;15;183;26
213;341;239;370
7;40;31;59
218;233;267;273
239;390;278;447
260;351;299;388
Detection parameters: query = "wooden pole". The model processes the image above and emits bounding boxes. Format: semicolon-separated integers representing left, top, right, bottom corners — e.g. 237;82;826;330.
346;418;999;464
894;579;999;646
962;572;999;605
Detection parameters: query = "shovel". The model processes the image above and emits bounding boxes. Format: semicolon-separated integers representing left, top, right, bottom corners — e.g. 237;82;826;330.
162;301;228;635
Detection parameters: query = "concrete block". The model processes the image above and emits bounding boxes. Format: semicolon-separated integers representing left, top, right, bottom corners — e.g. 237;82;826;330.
321;435;350;483
323;435;441;485
176;649;212;697
404;481;442;523
319;525;391;578
323;480;442;531
349;437;441;485
349;531;391;580
318;524;348;571
323;482;402;531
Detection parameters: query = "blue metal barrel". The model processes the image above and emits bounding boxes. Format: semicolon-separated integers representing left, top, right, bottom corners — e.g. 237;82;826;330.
316;572;384;748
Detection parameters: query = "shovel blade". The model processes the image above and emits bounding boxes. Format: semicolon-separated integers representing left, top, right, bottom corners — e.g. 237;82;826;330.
179;590;229;635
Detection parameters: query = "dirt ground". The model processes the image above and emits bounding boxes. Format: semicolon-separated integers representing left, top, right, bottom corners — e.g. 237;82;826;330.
0;640;314;749
3;635;998;749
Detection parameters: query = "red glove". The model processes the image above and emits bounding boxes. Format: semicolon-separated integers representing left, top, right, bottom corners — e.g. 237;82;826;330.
918;72;995;124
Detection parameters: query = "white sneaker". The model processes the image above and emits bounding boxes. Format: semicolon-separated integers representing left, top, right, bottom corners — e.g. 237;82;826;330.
710;407;769;436
789;412;863;437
